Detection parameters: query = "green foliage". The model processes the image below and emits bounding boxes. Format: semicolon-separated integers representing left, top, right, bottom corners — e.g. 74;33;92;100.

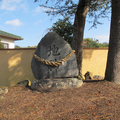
15;45;21;48
84;38;99;48
50;18;109;47
83;38;109;48
50;17;73;44
98;42;109;47
27;46;37;48
15;45;37;48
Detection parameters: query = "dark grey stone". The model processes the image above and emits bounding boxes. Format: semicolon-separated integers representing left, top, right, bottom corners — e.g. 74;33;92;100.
30;78;83;92
16;80;29;87
31;32;78;80
84;71;93;80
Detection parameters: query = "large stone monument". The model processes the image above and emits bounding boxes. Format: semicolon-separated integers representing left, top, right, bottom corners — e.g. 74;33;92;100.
31;32;83;91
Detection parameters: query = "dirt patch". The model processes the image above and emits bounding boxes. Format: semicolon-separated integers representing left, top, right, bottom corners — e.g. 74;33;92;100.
0;80;120;120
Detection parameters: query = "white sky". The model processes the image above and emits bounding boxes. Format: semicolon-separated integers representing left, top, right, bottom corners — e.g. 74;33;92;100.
0;0;111;47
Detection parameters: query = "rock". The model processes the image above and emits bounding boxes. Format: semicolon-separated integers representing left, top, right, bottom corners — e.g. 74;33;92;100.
78;75;85;80
31;32;78;80
16;80;31;87
0;87;8;94
30;78;83;92
84;71;93;80
93;75;104;80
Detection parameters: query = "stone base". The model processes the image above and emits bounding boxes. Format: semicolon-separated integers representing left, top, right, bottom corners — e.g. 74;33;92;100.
30;78;83;92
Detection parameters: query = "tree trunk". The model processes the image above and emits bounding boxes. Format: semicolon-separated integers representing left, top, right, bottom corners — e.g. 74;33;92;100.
105;0;120;84
72;0;90;76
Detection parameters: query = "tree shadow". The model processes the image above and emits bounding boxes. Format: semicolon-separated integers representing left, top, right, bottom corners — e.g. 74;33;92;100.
0;49;35;87
82;48;94;60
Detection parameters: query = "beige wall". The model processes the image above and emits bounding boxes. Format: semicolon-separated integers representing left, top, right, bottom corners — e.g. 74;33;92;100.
82;48;108;77
0;49;36;87
0;48;108;87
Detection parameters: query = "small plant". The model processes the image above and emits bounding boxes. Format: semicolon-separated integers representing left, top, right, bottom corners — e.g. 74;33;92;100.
1;96;4;100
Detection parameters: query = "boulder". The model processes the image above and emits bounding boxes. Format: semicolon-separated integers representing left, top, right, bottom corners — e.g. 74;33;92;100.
0;87;8;94
30;78;83;92
84;71;93;80
31;32;78;80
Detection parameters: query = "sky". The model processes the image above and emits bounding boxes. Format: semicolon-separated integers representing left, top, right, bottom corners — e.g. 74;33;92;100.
0;0;111;47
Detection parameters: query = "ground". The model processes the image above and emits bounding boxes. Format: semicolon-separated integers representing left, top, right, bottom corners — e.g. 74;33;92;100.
0;80;120;120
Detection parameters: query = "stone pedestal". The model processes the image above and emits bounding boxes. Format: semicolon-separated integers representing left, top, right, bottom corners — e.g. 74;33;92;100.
30;78;83;92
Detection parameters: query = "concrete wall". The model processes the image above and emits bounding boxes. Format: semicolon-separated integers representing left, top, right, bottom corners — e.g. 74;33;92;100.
0;49;35;86
0;48;108;87
0;36;15;48
82;48;108;77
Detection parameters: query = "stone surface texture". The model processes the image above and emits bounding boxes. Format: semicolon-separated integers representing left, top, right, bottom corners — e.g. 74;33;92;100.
30;78;83;92
31;32;78;80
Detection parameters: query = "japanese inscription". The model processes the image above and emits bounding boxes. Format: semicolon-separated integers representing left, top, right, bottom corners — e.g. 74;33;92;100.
48;45;60;56
48;45;60;77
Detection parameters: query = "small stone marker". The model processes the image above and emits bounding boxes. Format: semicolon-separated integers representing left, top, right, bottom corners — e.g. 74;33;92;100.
84;71;93;80
31;32;78;79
